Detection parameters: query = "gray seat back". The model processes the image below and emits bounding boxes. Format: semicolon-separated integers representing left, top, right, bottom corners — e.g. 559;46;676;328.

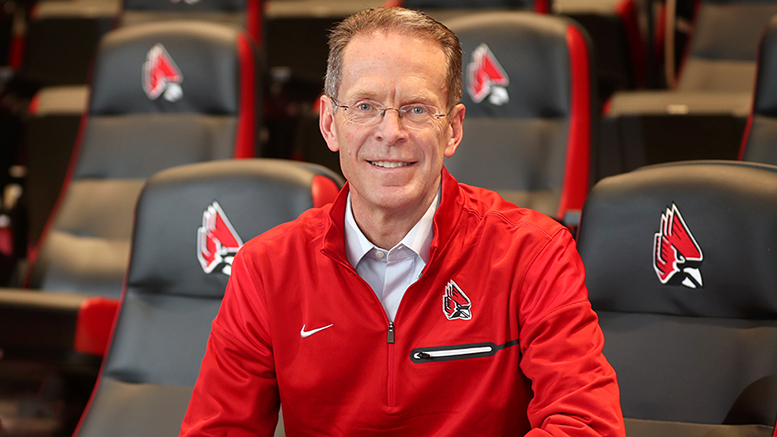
72;158;343;437
28;21;262;298
444;12;595;223
577;160;777;436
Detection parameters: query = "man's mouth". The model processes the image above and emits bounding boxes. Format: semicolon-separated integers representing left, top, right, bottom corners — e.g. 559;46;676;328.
369;161;411;168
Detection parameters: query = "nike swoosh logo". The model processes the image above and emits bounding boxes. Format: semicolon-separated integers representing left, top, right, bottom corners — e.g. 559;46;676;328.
300;324;334;338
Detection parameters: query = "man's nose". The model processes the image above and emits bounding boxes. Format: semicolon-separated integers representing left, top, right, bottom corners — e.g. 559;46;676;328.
375;108;408;141
380;108;404;121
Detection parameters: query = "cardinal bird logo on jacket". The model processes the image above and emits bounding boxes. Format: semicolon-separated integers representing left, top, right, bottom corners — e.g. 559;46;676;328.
143;43;183;102
467;43;510;106
197;201;243;276
653;203;704;289
443;280;472;320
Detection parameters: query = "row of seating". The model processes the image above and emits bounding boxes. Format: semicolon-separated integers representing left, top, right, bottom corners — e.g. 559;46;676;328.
1;0;766;262
600;0;777;180
17;10;593;300
0;19;269;437
578;160;777;437
1;2;777;436
9;157;776;437
1;0;345;259
0;2;352;435
71;158;340;437
11;9;577;436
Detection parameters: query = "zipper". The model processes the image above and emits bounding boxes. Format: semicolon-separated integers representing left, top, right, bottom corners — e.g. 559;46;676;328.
387;321;395;407
322;253;399;406
410;339;519;363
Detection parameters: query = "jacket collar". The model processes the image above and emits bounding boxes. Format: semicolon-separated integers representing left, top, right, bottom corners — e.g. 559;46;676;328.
322;166;464;268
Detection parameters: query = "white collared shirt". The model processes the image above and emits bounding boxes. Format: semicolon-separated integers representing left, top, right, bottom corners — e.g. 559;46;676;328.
344;190;439;322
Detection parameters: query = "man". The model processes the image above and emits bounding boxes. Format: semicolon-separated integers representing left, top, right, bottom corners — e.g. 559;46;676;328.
181;7;625;436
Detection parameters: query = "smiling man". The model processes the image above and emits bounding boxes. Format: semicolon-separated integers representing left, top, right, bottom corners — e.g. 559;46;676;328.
181;7;625;436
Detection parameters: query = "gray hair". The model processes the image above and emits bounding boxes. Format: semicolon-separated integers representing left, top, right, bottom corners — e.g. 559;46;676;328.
324;7;462;111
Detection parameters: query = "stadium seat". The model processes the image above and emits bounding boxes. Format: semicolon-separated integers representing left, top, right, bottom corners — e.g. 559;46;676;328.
24;85;91;251
577;160;777;437
120;0;263;44
739;15;777;164
71;158;342;437
400;0;647;116
0;21;262;434
15;0;119;89
442;12;595;226
673;0;777;93
21;0;265;258
25;20;261;298
599;0;777;178
0;0;118;275
554;0;647;102
261;1;383;165
14;0;260;89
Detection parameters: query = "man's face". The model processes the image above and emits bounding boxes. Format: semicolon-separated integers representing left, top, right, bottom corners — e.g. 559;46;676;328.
320;31;465;219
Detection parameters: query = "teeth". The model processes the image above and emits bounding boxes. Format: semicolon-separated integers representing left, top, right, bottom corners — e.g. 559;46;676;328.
370;161;409;168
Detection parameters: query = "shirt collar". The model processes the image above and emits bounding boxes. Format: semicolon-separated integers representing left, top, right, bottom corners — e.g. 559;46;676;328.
323;168;466;269
345;187;439;268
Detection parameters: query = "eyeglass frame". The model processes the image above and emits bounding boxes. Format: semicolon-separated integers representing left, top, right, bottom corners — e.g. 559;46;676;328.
328;96;453;129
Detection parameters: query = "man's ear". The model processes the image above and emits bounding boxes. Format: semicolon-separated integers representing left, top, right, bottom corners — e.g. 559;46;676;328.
319;95;340;152
444;103;466;158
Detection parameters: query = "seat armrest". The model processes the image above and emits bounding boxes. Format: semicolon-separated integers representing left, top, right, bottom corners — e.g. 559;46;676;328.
0;290;119;360
606;91;752;117
74;296;120;356
624;417;774;437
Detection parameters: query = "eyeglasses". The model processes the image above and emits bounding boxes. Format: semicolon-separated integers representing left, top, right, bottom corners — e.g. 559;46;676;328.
330;97;450;130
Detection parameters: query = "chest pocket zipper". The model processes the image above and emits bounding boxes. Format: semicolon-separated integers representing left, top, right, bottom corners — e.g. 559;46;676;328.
410;339;519;363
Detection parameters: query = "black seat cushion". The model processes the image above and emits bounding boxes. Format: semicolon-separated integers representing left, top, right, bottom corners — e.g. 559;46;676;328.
120;0;261;44
443;12;594;221
28;21;262;297
678;0;777;92
577;160;777;431
73;158;343;437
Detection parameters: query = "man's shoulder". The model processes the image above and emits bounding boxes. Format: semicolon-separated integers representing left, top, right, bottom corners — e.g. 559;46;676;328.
456;183;567;239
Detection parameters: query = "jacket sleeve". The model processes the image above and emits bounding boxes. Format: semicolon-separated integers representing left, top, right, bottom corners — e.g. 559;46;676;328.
180;247;280;436
518;229;626;437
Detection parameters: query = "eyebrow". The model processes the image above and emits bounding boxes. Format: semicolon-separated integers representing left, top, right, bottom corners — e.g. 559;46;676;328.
344;89;379;101
405;92;438;104
344;91;441;106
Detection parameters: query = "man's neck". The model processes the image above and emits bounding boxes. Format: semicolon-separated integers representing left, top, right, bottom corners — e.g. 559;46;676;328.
351;187;439;250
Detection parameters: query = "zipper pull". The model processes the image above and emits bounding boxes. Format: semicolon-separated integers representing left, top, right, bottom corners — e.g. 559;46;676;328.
387;322;395;344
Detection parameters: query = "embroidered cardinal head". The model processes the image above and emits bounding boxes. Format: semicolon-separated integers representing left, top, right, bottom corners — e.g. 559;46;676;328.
443;280;472;320
143;43;183;102
652;203;704;289
197;201;243;276
467;43;510;106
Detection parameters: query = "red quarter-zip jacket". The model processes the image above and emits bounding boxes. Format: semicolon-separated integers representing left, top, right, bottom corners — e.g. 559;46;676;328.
181;168;625;436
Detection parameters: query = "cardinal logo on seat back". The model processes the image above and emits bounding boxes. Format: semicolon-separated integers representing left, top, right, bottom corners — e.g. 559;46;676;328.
143;43;183;102
653;203;704;289
197;201;243;276
467;43;510;106
443;280;472;320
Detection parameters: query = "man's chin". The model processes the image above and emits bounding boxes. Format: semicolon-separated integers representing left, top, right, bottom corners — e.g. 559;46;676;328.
371;188;435;214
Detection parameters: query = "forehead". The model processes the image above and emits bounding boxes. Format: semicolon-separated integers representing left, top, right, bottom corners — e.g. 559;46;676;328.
339;31;448;104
